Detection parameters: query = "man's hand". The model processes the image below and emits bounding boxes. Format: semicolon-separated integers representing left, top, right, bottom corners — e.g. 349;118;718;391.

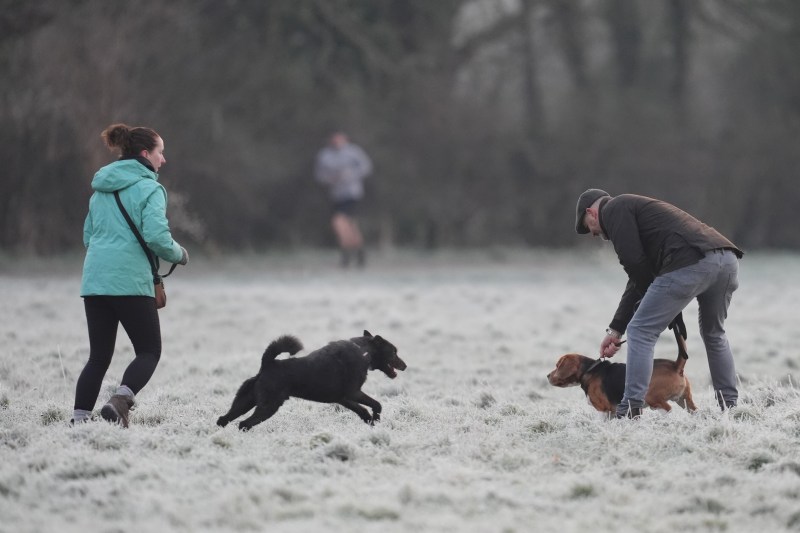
600;331;624;357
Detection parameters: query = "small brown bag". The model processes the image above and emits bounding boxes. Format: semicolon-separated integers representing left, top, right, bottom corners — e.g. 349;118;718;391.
154;277;167;309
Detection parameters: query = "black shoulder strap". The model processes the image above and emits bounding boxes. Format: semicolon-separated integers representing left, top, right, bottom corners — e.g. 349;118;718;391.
113;191;177;279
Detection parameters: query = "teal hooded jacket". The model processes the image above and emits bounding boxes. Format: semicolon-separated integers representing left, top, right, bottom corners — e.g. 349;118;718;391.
81;159;184;297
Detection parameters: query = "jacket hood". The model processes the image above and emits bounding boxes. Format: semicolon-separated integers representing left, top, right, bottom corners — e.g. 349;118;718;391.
91;159;157;193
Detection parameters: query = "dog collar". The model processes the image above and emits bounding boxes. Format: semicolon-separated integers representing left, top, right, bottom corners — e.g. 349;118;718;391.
581;342;623;386
584;357;605;375
580;357;610;391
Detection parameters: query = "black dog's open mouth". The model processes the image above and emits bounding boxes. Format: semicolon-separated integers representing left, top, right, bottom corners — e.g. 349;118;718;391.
380;356;406;379
385;361;407;378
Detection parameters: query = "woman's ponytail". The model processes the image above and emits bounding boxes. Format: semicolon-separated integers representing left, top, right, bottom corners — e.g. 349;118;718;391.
101;123;159;157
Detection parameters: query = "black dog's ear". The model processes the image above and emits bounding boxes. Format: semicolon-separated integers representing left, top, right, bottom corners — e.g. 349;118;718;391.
363;330;373;338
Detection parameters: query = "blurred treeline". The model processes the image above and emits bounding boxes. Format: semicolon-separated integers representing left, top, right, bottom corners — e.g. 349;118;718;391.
2;0;799;254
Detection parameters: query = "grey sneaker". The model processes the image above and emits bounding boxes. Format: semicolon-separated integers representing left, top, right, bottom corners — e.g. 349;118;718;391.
100;395;135;427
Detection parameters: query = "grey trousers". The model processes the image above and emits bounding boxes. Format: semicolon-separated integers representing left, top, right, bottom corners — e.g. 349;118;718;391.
617;249;740;416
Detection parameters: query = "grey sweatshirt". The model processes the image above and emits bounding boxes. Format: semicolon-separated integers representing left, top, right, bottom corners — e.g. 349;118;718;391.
314;143;373;202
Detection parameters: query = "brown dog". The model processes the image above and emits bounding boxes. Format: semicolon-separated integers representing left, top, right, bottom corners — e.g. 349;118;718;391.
547;328;697;414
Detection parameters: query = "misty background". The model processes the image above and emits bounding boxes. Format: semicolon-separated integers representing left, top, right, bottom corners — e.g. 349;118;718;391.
2;0;798;255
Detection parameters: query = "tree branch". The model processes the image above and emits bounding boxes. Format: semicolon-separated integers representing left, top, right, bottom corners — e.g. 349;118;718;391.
311;0;397;78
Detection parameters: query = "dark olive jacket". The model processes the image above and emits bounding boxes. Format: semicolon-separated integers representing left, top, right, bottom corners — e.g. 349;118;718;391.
598;194;743;333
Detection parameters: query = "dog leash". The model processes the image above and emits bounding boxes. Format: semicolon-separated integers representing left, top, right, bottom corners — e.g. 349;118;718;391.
585;340;627;373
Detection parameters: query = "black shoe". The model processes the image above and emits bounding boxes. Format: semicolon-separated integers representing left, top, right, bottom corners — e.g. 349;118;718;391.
716;391;737;411
615;406;644;419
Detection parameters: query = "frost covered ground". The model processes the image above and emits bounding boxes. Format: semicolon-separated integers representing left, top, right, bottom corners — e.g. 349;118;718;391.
1;248;800;533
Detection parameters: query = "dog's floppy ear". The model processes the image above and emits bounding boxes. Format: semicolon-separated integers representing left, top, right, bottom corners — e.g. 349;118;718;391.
363;330;373;338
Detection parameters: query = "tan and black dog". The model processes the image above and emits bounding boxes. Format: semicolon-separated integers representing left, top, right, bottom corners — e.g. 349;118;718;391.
547;327;697;414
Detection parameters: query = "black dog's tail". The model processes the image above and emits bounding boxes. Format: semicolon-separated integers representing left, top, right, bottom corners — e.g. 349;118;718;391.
261;335;303;365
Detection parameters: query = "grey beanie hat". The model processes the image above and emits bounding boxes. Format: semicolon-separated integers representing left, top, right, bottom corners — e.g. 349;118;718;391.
575;189;610;234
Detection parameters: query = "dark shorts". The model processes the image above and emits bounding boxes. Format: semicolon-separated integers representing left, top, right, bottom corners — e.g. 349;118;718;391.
332;199;359;216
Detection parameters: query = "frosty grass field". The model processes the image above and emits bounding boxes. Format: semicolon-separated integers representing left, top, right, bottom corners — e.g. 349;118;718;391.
2;248;800;533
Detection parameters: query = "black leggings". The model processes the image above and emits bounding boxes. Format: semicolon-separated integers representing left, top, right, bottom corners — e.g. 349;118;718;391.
74;296;161;411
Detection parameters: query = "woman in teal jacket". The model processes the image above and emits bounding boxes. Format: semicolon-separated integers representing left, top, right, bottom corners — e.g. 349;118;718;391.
73;123;188;427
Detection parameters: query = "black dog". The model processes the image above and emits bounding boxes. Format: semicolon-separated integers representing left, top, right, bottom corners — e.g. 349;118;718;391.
216;331;407;431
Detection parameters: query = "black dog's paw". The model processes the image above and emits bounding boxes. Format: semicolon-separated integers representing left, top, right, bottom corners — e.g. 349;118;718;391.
216;416;228;427
371;413;381;424
238;422;251;432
